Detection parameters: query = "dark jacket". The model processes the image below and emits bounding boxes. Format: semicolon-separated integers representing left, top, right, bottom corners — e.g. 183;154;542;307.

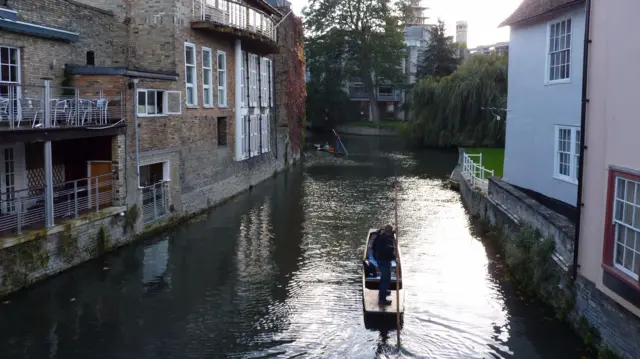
372;232;395;262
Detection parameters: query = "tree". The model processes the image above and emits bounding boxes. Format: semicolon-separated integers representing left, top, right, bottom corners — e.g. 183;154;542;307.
305;29;359;129
416;19;459;80
304;0;407;122
404;53;507;148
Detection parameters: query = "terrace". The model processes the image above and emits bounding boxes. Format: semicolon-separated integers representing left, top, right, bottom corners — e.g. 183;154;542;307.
0;81;125;142
191;0;279;54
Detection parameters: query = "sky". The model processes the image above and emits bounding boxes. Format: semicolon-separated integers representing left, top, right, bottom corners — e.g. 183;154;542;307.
288;0;522;48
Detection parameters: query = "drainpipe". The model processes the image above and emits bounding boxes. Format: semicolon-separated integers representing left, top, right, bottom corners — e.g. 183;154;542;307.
572;0;592;281
132;78;140;187
235;39;243;161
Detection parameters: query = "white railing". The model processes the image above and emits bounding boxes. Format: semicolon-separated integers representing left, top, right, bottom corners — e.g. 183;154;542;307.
0;81;124;130
461;152;494;192
192;0;277;42
141;181;169;225
0;174;115;235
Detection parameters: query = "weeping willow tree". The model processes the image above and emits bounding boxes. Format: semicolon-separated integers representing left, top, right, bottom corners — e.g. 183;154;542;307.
404;53;508;148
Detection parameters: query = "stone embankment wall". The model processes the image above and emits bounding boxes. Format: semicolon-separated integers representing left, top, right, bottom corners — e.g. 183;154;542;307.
336;125;398;137
453;153;637;359
0;131;299;299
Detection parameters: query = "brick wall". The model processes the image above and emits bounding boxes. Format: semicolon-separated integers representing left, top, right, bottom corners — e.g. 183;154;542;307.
1;0;127;87
574;275;640;359
271;10;298;128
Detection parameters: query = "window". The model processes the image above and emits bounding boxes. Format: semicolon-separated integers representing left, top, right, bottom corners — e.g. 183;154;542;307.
610;175;640;280
260;114;270;153
202;47;213;107
137;89;182;116
184;42;197;106
267;59;273;107
248;54;258;107
547;18;571;83
260;58;268;108
217;117;227;146
217;51;227;107
554;126;580;183
86;51;95;66
0;46;20;98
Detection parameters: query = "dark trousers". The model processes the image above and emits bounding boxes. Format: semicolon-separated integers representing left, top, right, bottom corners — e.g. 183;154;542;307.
378;260;391;303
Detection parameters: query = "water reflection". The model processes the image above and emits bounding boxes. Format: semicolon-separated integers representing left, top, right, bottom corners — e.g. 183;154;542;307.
0;136;592;359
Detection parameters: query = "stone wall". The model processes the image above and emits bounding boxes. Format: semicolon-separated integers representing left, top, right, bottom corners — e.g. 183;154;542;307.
0;206;131;297
487;178;575;270
575;275;640;359
1;0;127;86
336;125;398;137
455;162;640;359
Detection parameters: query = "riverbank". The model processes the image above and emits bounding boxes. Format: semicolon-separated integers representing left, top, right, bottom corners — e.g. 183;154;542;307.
0;129;300;299
452;152;631;359
336;122;400;136
0;137;594;359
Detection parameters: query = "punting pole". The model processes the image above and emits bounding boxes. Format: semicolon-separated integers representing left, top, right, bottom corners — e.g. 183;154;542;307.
394;166;401;347
332;129;349;155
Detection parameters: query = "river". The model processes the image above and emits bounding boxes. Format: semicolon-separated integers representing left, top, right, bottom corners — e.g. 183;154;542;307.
0;136;593;359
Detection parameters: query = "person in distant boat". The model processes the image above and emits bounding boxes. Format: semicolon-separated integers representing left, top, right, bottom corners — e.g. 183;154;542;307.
323;142;330;151
372;224;396;306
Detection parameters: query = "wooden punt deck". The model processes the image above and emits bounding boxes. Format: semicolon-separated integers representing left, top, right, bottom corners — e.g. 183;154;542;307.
362;228;405;316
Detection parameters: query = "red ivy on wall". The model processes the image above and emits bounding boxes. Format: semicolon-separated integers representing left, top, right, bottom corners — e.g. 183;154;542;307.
284;16;306;153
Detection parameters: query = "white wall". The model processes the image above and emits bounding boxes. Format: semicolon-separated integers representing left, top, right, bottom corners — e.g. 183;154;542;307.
502;5;585;206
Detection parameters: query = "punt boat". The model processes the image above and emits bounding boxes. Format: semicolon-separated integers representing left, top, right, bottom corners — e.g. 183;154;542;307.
362;228;404;328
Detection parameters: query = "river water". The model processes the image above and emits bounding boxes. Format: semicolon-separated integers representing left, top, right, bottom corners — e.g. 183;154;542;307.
0;136;592;359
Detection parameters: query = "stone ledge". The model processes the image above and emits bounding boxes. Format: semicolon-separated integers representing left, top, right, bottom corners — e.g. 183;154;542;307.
488;177;575;239
0;206;127;251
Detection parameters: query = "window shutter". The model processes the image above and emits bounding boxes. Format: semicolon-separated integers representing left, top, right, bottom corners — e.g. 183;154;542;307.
166;91;182;114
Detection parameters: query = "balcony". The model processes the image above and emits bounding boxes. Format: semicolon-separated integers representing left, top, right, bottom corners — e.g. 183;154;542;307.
0;81;125;142
191;0;279;54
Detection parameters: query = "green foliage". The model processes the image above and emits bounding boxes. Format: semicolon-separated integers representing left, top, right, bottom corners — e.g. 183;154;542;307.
598;345;624;359
305;30;360;128
22;240;49;272
123;204;139;234
303;0;407;122
406;54;508;148
59;229;79;264
416;19;460;80
97;226;111;253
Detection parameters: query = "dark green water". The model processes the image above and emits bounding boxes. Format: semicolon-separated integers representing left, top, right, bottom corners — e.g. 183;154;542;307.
0;136;592;358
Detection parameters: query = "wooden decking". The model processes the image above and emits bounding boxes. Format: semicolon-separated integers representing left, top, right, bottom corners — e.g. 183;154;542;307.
363;288;405;314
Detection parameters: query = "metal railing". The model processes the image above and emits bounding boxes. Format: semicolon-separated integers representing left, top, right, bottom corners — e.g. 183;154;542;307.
0;173;114;235
0;81;124;130
461;153;494;193
141;181;169;225
192;0;276;41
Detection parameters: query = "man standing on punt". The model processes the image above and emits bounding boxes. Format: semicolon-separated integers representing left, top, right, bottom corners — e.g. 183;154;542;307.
372;225;396;306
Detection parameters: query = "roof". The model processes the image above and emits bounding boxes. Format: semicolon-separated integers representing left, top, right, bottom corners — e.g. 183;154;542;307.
499;0;584;27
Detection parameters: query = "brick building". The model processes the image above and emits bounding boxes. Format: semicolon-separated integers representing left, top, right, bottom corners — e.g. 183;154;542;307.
0;0;301;297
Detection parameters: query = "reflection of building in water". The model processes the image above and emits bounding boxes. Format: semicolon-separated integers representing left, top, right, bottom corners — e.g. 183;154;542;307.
142;239;171;287
236;199;273;293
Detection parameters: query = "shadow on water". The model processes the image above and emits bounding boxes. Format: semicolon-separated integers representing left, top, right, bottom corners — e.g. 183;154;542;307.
0;135;593;359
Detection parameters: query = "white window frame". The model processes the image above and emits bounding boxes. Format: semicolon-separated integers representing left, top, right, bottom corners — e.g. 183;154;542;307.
240;51;246;107
184;42;198;107
202;47;214;108
137;89;182;117
138;160;171;188
249;54;258;107
553;125;580;184
217;50;227;108
611;176;640;280
545;18;572;85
